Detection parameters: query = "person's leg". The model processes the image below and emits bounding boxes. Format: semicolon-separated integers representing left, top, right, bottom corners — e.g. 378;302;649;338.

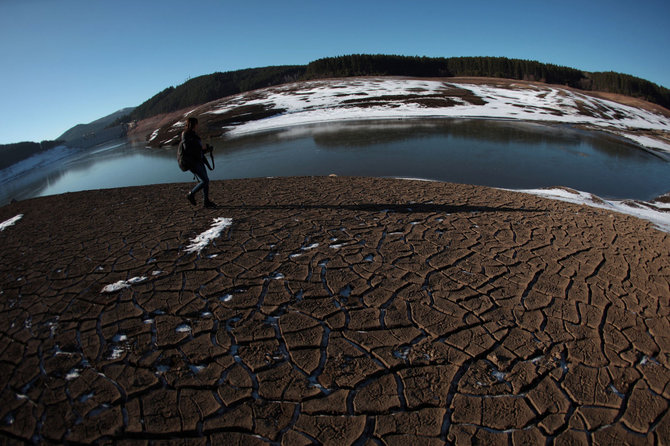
202;170;210;202
189;163;209;202
189;164;208;195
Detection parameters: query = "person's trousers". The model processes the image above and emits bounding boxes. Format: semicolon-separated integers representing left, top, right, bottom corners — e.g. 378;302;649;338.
189;162;209;201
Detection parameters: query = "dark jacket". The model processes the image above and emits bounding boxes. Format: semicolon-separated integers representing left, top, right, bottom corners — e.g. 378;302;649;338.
181;130;203;170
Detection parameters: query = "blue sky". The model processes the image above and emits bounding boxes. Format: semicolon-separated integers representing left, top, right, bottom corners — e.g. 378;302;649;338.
1;0;669;145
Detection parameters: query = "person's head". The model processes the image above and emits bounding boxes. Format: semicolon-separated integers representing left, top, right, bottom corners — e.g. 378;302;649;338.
186;117;199;131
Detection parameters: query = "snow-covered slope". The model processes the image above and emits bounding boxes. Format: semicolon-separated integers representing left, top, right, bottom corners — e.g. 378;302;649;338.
175;78;670;153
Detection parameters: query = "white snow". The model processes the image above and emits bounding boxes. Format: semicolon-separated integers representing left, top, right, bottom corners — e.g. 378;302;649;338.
65;369;81;380
0;145;75;184
101;276;147;293
394;177;439;183
617;133;670;152
185;217;233;254
0;214;23;231
148;129;160;142
176;324;191;333
108;346;125;360
210;78;670;153
512;187;670;233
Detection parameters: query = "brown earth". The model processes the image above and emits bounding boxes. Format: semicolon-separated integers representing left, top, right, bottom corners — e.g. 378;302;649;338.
1;177;669;444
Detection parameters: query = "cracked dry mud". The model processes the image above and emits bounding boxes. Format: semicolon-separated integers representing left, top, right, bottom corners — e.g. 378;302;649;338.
1;177;669;445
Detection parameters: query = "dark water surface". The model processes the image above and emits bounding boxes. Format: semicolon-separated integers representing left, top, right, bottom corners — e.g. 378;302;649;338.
3;119;670;204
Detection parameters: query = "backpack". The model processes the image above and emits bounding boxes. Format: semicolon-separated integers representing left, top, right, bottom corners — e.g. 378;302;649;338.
177;139;189;171
177;132;200;171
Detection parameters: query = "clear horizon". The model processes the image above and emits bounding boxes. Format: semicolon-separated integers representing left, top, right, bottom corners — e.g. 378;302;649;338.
1;0;669;145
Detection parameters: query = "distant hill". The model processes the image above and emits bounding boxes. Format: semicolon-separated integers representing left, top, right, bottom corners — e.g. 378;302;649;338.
128;67;304;122
58;107;135;142
0;140;64;171
125;55;670;123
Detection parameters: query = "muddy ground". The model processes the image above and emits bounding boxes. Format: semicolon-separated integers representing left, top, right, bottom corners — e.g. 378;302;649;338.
1;177;669;444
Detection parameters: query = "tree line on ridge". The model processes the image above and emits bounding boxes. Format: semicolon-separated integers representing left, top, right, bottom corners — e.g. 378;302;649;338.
124;55;670;123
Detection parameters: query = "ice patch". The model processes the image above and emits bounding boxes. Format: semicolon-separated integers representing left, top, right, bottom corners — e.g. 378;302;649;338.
491;369;507;382
79;392;95;403
108;346;125;360
46;320;58;337
176;324;192;333
393;346;410;360
609;384;625;398
618;133;670;153
185;217;233;254
511;187;670;233
155;364;170;373
640;355;660;366
220;294;233;302
189;364;206;374
101;276;147;293
65;369;81;380
395;177;439;182
0;214;23;231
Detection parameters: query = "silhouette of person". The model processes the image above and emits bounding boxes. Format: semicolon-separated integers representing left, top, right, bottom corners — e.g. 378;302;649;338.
181;117;215;208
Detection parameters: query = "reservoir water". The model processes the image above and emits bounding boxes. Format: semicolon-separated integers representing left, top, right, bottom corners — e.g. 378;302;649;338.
2;119;670;205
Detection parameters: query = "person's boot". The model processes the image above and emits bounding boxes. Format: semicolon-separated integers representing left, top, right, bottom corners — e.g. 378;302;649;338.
204;199;217;208
187;193;196;205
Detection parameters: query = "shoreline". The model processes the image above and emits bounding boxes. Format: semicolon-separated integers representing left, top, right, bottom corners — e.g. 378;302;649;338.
3;173;670;234
137;77;670;154
1;177;669;443
225;111;670;156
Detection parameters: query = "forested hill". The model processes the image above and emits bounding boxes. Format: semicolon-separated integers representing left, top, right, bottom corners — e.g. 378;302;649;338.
128;55;670;122
0;140;64;171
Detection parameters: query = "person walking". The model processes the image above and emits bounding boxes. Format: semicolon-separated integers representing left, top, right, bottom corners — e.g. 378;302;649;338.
181;117;216;208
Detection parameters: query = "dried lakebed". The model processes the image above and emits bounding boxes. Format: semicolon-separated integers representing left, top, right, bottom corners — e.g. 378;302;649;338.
1;177;669;444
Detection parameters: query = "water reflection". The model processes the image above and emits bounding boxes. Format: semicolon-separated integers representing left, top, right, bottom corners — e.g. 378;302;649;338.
2;119;669;204
214;119;669;200
312;120;584;149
